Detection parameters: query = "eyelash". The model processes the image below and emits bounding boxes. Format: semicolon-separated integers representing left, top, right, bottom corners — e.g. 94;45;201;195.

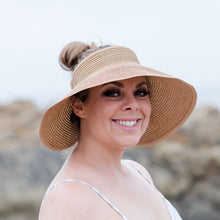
102;89;150;98
134;89;150;97
103;89;121;97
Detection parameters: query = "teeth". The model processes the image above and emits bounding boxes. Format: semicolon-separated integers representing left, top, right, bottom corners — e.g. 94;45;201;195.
116;120;137;127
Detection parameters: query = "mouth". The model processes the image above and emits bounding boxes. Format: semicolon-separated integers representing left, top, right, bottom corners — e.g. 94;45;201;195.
112;119;140;128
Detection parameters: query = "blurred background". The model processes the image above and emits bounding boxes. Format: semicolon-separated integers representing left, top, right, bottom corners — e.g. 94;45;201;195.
0;0;219;220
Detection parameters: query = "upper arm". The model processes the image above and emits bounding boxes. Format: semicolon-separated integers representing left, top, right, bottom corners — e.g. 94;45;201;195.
124;159;154;184
39;182;96;220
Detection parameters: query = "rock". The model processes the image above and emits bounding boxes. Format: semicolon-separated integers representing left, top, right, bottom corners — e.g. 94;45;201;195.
0;101;64;220
0;101;42;149
0;101;220;220
172;106;220;146
178;175;220;220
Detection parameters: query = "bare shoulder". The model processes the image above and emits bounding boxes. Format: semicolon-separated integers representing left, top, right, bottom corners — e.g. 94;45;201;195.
39;181;98;220
123;159;154;184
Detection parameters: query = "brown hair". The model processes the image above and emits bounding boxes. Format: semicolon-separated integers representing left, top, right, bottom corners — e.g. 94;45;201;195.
59;41;111;72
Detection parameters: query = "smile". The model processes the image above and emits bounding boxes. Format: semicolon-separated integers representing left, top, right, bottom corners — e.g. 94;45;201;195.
112;119;140;128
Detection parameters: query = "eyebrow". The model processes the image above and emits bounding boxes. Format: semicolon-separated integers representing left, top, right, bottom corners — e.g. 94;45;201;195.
101;81;124;88
101;81;147;88
136;81;148;88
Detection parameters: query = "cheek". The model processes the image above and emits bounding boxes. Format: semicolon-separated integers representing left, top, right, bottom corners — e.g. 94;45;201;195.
146;101;152;115
142;97;151;110
86;101;112;122
141;100;151;122
96;99;119;116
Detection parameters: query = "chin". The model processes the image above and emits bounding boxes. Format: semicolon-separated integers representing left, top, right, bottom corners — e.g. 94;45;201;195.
114;137;141;149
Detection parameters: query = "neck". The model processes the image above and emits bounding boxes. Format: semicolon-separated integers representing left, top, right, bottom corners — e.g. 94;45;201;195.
69;137;126;175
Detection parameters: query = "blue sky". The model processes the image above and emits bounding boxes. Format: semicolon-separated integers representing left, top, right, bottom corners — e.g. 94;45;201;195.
0;0;219;109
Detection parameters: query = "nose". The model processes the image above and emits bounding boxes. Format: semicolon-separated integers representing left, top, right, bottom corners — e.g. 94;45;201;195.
122;94;139;112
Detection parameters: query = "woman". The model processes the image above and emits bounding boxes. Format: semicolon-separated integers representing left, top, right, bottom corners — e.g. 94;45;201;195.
39;42;197;220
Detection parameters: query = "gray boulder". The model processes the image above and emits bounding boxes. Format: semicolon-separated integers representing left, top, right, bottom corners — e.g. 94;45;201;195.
1;101;220;220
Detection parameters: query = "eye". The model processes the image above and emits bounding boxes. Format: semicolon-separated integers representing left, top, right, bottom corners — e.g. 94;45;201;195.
102;89;121;97
134;89;150;97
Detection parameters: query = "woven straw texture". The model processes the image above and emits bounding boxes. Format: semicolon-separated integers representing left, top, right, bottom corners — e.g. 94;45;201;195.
40;46;197;151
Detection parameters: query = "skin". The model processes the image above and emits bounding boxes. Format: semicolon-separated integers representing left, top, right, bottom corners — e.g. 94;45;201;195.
39;76;171;220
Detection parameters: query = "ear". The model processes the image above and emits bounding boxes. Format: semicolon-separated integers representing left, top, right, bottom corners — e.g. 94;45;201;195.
72;97;86;118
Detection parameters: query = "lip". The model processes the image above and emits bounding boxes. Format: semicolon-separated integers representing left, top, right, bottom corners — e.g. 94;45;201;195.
111;118;141;131
112;118;141;121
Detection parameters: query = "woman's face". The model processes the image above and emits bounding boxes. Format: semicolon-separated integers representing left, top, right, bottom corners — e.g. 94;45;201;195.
76;76;151;148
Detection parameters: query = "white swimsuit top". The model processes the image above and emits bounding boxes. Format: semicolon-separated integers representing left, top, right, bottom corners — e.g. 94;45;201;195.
40;161;183;220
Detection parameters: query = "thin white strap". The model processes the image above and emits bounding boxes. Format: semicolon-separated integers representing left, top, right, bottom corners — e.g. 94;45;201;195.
128;161;183;220
127;161;161;194
164;199;183;220
41;179;128;220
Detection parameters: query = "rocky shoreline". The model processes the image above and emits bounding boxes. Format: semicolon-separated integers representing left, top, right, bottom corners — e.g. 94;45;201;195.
0;101;220;220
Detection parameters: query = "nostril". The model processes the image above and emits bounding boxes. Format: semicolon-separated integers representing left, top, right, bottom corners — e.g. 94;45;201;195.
125;107;132;110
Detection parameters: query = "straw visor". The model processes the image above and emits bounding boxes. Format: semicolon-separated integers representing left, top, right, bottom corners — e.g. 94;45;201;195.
40;46;197;151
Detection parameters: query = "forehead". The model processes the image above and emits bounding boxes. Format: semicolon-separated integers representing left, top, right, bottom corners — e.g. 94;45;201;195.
101;76;147;87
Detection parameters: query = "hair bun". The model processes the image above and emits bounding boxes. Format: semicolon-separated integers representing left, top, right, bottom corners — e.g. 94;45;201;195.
59;41;89;71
